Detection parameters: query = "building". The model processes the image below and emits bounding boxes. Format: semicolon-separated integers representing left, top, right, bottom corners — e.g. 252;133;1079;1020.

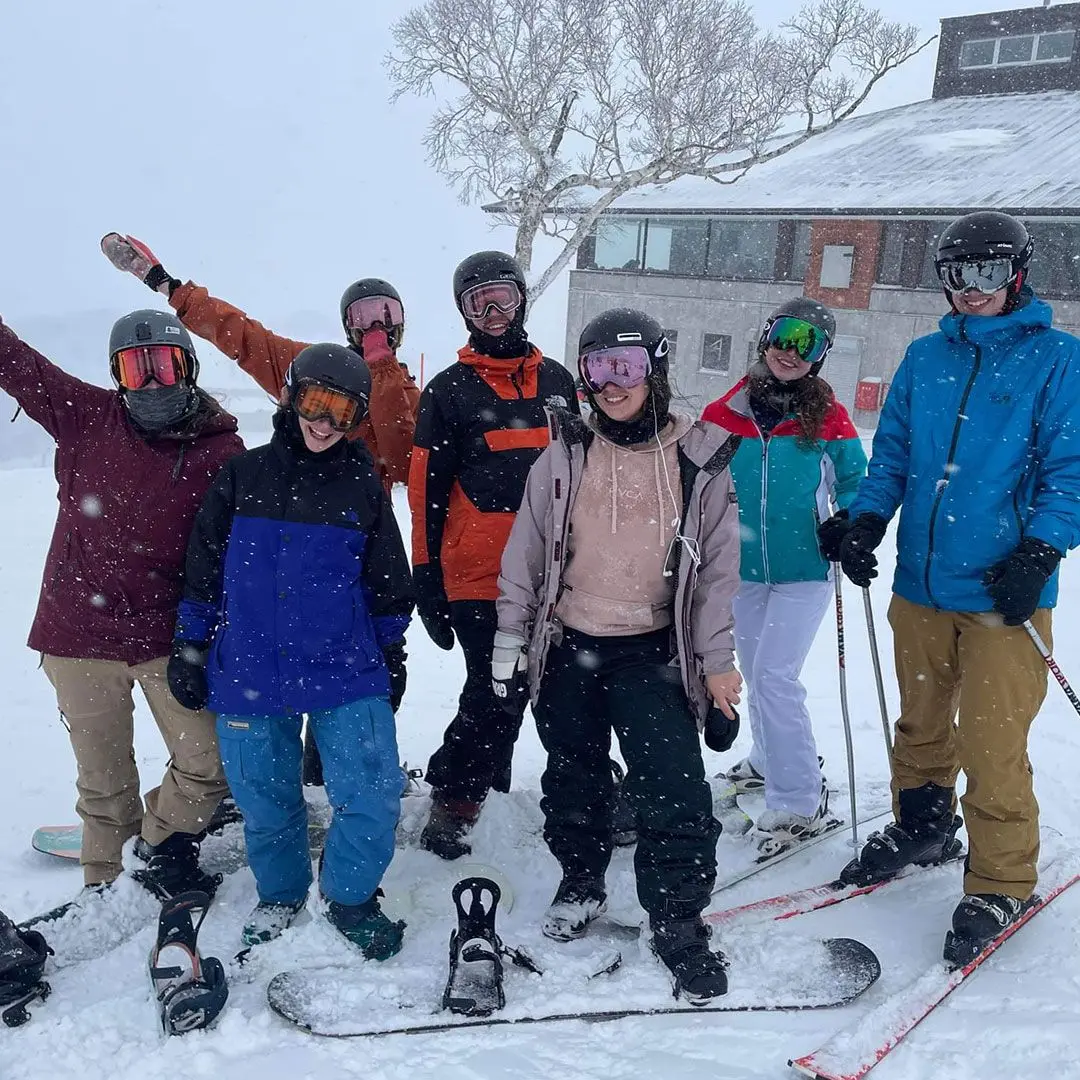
565;3;1080;426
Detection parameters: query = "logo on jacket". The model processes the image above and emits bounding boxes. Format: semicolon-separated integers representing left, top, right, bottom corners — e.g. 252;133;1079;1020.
546;395;569;408
989;391;1013;405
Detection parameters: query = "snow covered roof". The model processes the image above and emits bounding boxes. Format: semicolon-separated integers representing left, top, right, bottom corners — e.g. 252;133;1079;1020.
608;91;1080;217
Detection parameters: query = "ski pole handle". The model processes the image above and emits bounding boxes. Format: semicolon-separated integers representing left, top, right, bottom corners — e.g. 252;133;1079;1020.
1023;619;1080;718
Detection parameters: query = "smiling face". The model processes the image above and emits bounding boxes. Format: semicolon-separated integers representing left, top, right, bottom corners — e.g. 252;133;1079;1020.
763;345;812;382
950;287;1008;317
593;379;650;422
298;415;346;453
468;308;512;337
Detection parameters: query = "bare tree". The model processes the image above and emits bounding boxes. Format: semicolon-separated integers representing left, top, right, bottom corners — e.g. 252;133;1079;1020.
387;0;932;299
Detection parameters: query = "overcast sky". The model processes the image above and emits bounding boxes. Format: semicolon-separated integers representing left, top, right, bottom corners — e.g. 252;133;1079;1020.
0;0;1029;382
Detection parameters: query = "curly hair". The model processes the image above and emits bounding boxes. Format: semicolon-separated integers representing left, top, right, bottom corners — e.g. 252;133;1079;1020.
748;361;837;448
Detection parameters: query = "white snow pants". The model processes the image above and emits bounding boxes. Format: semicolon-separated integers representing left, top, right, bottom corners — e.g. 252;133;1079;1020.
733;580;832;817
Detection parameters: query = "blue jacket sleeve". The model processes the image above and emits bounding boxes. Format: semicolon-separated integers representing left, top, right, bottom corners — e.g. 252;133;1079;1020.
1026;343;1080;554
848;351;913;522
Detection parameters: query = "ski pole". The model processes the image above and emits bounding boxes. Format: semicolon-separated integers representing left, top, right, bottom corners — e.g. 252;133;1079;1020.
1023;619;1080;718
834;568;859;850
862;586;893;761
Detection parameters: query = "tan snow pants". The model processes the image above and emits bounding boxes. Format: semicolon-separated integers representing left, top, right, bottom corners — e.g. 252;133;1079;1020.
42;654;228;886
888;596;1051;900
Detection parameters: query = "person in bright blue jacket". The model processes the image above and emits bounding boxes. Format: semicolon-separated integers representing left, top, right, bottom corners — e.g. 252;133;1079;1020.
820;212;1080;964
704;298;866;855
167;343;415;959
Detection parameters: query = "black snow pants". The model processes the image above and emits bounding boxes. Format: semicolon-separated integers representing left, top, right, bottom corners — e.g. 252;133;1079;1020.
532;627;720;923
425;600;527;803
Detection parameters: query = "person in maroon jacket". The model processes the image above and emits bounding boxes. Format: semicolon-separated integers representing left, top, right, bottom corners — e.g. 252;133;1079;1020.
0;308;244;904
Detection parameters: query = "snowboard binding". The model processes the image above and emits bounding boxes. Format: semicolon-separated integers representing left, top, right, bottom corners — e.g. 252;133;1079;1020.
442;877;540;1017
0;909;52;1027
149;891;228;1035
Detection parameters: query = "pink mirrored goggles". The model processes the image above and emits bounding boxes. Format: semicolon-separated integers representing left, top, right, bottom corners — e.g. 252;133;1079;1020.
579;345;651;392
344;295;404;333
460;280;522;320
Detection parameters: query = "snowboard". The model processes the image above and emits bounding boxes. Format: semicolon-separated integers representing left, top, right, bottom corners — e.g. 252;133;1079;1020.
31;825;81;861
266;936;880;1038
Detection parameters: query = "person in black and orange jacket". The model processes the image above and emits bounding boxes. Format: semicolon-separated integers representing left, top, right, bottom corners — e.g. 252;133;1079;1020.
409;251;578;859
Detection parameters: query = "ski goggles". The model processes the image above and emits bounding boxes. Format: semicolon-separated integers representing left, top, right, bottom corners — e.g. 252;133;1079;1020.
293;380;365;432
343;295;404;333
579;345;652;392
763;316;831;368
111;344;191;390
937;257;1017;295
460;280;522;320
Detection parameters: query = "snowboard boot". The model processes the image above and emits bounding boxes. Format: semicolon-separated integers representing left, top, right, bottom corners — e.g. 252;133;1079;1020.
650;917;729;1003
203;796;243;837
419;791;483;861
542;875;608;941
132;832;223;902
241;898;307;947
610;759;637;847
0;908;52;1027
753;778;831;859
325;891;405;961
839;782;964;888
943;891;1039;968
722;756;765;795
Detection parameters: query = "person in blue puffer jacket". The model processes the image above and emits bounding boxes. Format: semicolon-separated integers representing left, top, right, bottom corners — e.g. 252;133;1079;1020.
167;343;415;960
820;212;1080;964
703;298;866;855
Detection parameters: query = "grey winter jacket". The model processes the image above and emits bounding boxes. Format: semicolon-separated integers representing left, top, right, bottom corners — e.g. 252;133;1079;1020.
496;408;741;725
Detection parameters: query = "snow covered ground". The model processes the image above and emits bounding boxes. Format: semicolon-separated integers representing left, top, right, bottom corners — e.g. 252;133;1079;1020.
1;430;1079;1080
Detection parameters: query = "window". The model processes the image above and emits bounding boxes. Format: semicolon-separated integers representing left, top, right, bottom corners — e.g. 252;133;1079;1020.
664;330;678;364
790;221;812;282
959;30;1075;69
707;219;780;280
642;217;709;275
1025;221;1080;298
594;217;645;270
919;221;948;289
700;334;731;374
877;222;907;285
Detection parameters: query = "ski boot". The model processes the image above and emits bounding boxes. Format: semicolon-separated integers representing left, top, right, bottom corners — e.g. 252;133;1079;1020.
610;760;637;847
325;890;405;961
542;875;607;941
401;763;425;798
943;892;1039;968
419;791;482;861
132;832;223;901
0;909;52;1027
241;898;307;947
838;783;964;888
149;891;228;1035
722;756;765;795
650;917;729;1004
203;795;243;837
754;778;831;858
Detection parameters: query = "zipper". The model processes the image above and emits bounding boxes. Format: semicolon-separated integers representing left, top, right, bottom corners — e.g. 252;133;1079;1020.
752;418;772;583
924;331;981;608
509;365;524;399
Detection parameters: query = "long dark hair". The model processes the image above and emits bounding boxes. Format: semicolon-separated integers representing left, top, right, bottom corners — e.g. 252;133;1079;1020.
748;361;836;448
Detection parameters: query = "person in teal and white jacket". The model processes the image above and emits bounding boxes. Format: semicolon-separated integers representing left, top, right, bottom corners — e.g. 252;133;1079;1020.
703;298;866;854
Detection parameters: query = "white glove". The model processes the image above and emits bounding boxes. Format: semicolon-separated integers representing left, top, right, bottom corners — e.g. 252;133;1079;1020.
492;630;529;715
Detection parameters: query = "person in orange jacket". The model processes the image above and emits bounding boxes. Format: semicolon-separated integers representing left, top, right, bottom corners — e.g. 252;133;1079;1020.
101;233;419;491
409;251;578;859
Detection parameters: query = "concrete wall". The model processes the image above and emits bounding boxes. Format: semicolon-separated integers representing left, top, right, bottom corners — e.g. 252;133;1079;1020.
566;269;1080;428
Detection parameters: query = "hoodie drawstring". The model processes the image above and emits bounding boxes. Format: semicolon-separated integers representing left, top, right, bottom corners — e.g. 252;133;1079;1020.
610;449;618;534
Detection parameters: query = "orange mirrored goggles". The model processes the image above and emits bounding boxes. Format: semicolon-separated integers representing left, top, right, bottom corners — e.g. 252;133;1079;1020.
293;381;366;432
112;344;191;390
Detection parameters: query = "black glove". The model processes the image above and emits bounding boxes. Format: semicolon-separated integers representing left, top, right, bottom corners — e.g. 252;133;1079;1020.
491;630;529;717
817;509;852;562
983;536;1062;626
838;512;888;588
382;640;407;712
703;705;740;753
413;562;455;651
168;640;209;712
100;233;181;297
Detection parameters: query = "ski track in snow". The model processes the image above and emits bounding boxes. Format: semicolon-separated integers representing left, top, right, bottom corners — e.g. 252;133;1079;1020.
1;456;1079;1080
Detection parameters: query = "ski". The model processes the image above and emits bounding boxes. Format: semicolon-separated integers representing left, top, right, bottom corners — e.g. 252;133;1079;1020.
788;859;1080;1080
267;937;880;1038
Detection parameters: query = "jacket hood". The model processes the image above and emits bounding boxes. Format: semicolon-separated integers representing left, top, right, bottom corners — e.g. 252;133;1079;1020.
939;292;1053;347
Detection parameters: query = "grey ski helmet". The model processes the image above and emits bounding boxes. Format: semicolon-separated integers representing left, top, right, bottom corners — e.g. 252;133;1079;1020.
108;309;199;387
757;297;835;375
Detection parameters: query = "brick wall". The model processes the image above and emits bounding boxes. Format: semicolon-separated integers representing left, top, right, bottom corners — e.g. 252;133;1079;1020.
804;220;882;310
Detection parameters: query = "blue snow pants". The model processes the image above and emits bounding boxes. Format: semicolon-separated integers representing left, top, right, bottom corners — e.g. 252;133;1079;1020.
216;696;401;906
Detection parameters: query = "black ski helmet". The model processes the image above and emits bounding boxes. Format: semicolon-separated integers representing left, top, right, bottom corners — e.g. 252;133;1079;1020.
578;307;669;375
285;342;372;426
452;251;527;311
107;308;199;387
757;296;836;375
935;211;1033;308
339;278;405;350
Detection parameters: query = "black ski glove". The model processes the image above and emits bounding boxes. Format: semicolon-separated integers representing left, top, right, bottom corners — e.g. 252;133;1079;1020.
817;509;852;563
382;640;407;712
491;630;529;717
167;640;209;712
100;233;181;298
838;512;889;588
983;536;1062;626
413;563;455;651
703;705;740;753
